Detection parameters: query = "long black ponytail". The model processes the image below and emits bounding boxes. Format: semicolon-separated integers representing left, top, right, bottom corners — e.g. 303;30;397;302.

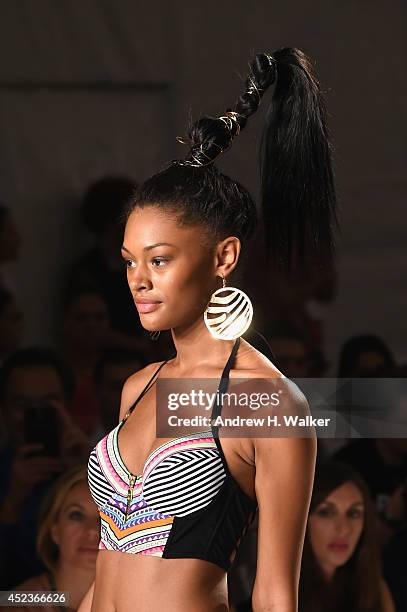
129;48;338;274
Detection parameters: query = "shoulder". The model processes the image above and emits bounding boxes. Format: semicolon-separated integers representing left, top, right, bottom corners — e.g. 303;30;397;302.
233;338;315;458
380;578;396;612
234;338;310;411
118;360;167;420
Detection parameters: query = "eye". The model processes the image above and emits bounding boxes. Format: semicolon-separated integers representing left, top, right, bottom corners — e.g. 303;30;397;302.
151;257;169;267
315;506;334;518
68;510;84;521
348;508;363;519
124;259;136;269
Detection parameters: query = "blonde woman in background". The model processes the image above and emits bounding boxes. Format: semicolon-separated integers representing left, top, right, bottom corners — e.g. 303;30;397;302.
12;466;99;612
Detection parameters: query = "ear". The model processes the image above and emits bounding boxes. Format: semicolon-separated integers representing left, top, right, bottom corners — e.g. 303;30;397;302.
215;236;241;279
51;523;60;547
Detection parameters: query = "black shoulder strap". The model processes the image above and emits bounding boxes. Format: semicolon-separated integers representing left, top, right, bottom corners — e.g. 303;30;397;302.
125;357;171;418
210;337;240;421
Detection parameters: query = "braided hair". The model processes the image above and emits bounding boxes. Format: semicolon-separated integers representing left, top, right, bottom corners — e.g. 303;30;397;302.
127;48;338;274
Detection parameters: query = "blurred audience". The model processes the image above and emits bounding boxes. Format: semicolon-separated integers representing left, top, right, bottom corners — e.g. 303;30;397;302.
0;288;23;364
12;465;99;612
338;334;397;378
319;333;400;461
265;323;313;378
90;349;144;445
64;175;142;338
0;205;22;289
0;347;89;587
59;286;154;434
241;235;335;378
334;439;407;548
60;287;111;435
299;461;395;612
383;527;407;612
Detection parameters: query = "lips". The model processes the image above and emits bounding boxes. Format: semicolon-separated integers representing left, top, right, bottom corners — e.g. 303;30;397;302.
134;299;162;314
328;541;349;551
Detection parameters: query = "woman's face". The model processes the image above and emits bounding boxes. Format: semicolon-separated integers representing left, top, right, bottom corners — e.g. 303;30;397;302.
51;481;100;571
307;481;364;579
122;207;218;332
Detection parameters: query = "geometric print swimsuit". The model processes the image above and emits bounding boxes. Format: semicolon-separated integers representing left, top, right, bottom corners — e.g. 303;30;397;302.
87;336;258;571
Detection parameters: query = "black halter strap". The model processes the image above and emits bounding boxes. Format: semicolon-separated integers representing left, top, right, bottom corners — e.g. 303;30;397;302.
210;337;240;422
125;337;240;421
125;356;171;419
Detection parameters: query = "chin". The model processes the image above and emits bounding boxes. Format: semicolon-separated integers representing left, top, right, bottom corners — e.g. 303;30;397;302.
138;306;183;330
139;316;170;332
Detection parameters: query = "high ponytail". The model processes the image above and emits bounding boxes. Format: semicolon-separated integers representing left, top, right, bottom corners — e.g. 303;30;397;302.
179;53;277;167
130;49;338;274
260;48;338;273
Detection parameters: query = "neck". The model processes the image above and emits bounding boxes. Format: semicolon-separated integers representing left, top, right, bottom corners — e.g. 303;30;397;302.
53;563;94;610
170;319;236;373
320;561;336;582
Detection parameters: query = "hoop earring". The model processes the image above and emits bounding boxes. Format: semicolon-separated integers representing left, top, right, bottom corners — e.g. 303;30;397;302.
149;331;160;341
204;275;253;340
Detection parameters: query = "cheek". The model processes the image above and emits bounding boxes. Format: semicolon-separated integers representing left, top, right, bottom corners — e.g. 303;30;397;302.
56;521;85;550
349;519;364;549
163;261;213;309
308;517;333;557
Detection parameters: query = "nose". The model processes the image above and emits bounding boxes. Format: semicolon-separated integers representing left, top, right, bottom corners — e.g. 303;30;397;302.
334;516;352;537
128;261;152;292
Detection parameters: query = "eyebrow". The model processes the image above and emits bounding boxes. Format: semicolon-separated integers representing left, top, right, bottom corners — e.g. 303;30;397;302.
65;503;85;510
121;243;176;255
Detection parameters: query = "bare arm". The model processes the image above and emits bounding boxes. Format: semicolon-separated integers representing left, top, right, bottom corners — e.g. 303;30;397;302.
252;390;316;612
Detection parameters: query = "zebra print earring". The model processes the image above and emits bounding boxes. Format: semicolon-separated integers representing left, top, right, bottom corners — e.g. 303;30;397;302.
204;275;253;340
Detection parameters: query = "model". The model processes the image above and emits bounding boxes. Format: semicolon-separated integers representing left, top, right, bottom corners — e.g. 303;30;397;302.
80;47;337;612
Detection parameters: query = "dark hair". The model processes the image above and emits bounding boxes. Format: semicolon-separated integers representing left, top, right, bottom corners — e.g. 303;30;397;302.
82;175;137;235
338;334;396;377
127;49;338;274
299;461;384;612
0;347;75;403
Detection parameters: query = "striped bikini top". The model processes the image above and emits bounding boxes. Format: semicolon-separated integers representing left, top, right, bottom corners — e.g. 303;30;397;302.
87;337;258;571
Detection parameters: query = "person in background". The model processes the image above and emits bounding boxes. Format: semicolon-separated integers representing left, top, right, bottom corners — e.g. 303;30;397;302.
338;334;396;378
320;334;400;462
12;465;99;612
299;461;395;612
266;323;313;378
90;349;144;445
0;288;23;364
0;204;22;290
60;287;153;434
64;176;140;338
334;438;407;548
0;347;89;588
60;288;111;435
